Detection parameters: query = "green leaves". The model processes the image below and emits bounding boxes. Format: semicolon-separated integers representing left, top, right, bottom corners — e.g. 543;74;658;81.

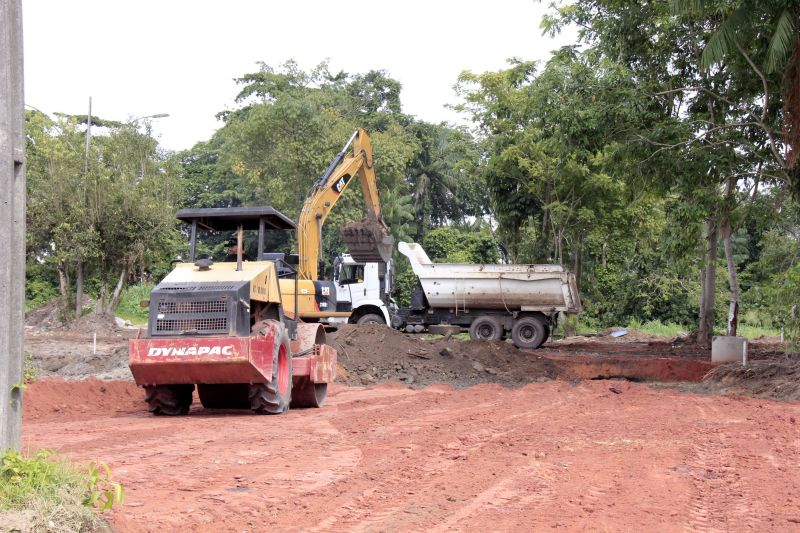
83;462;125;511
765;8;796;73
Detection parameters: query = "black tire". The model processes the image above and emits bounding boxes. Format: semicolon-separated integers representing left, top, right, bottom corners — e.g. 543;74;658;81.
356;313;385;325
249;321;293;414
197;384;250;409
144;384;194;416
291;377;329;408
511;316;547;349
469;316;504;341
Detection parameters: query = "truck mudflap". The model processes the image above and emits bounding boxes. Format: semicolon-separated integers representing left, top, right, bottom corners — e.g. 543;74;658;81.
129;327;337;387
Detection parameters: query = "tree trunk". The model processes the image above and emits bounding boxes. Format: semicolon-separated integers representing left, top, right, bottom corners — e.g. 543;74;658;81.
96;278;107;316
75;261;83;317
107;266;128;314
601;241;607;269
722;176;739;336
698;218;718;346
57;263;72;324
572;234;582;291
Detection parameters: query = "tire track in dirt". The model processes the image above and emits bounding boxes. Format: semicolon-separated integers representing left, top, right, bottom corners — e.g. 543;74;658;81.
682;401;777;533
306;385;569;532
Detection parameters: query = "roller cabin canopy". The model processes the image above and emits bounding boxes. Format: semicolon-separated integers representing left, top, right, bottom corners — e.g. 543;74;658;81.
176;206;296;263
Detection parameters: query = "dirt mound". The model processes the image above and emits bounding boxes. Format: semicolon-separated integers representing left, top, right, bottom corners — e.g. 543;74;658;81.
31;344;132;381
330;324;557;388
24;300;64;329
65;312;125;336
25;299;128;337
23;378;142;422
703;356;800;401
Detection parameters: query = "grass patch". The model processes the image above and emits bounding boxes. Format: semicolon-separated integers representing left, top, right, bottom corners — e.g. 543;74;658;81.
733;324;782;339
0;449;122;532
23;352;38;384
114;283;154;326
627;319;782;340
626;319;687;337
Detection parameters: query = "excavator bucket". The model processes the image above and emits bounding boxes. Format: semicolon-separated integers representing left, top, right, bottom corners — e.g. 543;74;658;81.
341;218;395;263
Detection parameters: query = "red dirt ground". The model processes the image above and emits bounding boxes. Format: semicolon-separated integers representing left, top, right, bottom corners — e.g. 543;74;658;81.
22;378;800;532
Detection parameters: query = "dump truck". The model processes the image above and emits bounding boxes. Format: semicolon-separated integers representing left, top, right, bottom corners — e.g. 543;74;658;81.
128;206;336;415
393;242;581;348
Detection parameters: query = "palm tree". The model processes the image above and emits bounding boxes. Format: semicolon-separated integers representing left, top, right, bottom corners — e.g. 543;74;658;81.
408;124;460;237
381;188;415;244
673;0;800;170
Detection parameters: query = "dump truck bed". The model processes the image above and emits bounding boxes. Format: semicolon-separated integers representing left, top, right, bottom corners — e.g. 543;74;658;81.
398;242;582;313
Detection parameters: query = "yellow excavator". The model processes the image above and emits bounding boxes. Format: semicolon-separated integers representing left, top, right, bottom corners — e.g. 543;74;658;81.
278;128;393;321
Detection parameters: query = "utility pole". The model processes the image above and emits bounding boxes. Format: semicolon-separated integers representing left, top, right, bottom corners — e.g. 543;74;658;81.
0;0;25;451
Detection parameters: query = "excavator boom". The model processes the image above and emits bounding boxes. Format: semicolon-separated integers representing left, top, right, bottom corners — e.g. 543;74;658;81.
297;129;393;280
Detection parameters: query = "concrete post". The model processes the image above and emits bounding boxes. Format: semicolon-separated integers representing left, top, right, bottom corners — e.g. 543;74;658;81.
0;0;25;451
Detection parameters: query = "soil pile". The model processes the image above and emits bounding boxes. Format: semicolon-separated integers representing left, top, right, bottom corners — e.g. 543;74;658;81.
23;378;142;422
703;356;800;401
329;324;556;388
26;308;136;381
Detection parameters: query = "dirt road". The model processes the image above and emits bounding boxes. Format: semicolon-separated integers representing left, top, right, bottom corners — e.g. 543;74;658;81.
22;379;800;532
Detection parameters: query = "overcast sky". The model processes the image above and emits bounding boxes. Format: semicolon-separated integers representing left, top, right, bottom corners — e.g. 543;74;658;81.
22;1;576;151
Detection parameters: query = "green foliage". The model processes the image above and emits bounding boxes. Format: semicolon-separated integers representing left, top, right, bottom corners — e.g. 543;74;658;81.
83;462;124;511
0;450;114;531
25;264;59;311
114;283;155;326
23;352;38;384
25;109;184;317
0;450;69;509
0;451;123;512
393;264;420;308
421;227;499;263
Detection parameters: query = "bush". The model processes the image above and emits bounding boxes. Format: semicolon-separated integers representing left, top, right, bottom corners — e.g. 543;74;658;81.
115;283;155;325
0;450;122;531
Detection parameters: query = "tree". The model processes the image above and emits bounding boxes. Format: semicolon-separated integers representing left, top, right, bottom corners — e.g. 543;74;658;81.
543;0;793;342
25;111;182;317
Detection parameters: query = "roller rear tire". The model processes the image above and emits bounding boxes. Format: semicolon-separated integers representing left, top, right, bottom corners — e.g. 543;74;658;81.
145;384;194;416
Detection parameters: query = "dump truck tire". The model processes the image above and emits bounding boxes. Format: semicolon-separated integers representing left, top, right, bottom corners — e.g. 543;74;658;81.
511;316;547;349
469;316;504;341
145;384;194;416
356;313;384;325
250;321;292;414
291;377;328;408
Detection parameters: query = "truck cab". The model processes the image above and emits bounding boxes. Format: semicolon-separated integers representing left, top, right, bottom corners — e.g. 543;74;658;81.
330;254;394;325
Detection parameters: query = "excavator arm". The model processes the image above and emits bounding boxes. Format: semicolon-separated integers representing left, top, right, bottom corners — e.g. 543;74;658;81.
297;129;393;280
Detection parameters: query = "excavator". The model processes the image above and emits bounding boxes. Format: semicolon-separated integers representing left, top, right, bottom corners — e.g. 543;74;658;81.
279;128;394;321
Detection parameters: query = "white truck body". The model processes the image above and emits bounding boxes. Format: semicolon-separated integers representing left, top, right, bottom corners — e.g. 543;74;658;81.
398;242;581;314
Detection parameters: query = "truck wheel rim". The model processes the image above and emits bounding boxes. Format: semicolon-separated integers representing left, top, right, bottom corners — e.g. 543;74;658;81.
477;324;494;338
520;325;535;341
277;345;289;395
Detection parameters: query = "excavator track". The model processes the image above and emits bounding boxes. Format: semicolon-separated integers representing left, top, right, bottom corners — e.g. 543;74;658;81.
341;219;394;263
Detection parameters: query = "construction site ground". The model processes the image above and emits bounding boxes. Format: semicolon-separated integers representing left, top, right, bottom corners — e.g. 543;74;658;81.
20;315;800;531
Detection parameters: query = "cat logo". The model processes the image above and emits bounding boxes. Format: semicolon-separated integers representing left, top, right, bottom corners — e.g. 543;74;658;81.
333;174;351;194
321;286;330;296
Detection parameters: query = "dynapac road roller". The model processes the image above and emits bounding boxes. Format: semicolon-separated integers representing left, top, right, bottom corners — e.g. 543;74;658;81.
128;206;336;415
